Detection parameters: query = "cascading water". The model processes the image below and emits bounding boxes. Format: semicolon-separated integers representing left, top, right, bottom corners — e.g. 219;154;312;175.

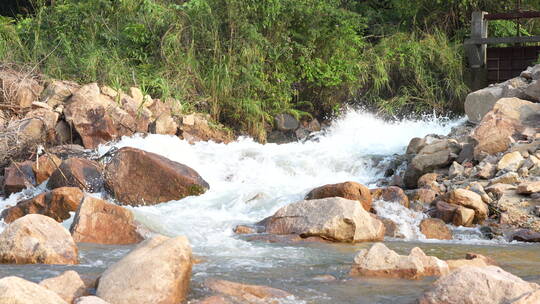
1;110;539;304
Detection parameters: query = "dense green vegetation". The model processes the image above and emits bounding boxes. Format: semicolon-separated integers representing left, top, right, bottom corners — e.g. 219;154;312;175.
1;0;540;140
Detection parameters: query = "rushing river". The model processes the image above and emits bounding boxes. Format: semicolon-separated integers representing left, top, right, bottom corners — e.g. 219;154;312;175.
0;110;539;303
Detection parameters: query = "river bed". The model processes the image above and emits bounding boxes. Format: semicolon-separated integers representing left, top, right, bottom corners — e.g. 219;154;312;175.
0;110;539;303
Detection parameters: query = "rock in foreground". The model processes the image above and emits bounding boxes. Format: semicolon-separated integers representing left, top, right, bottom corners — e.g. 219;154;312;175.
0;214;78;264
104;147;209;206
305;181;372;211
205;279;292;303
350;243;449;279
70;196;143;245
263;197;385;243
418;266;539;304
96;235;192;304
39;270;87;303
0;276;67;304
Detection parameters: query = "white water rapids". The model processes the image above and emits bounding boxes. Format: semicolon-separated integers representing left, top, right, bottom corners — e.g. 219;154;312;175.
6;110;536;303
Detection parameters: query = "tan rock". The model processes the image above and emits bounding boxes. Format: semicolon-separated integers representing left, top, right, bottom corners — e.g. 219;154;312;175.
40;270;87;303
305;181;372;211
446;253;496;271
0;214;78;264
419;218;452;240
1;187;83;223
0;276;67;304
264;197;385;243
350;243;449;279
150;115;177;135
33;154;62;184
129;87;144;105
192;296;230;304
205;279;291;303
512;289;540;304
418;266;539;304
47;158;103;192
96;235;192;304
491;172;521;185
418;173;441;193
233;225;256;234
446;189;489;223
498;151;525;172
70;196;143;245
74;296;111;304
475;162;497;179
409;188;437;204
517;181;540;194
25;108;59;131
104;147;209;206
41;80;79;107
371;186;409;208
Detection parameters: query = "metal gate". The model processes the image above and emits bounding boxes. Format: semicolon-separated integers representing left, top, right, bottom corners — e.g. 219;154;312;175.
487;46;540;84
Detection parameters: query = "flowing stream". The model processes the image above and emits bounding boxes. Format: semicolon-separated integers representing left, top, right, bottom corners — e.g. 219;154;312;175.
0;110;539;303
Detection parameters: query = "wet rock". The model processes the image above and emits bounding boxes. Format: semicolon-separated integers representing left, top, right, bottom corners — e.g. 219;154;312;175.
517;181;540;194
192;295;230;304
418;266;539;304
381;218;401;238
498;151;525;172
406;137;425;154
370;186;409;208
70;196;143;245
404;139;460;188
264;197;385;243
274;113;299;131
419;218;452;240
430;201;475;227
1;187;83;223
491;172;520;185
350;243;449;279
245;234;331;244
0;214;78;264
205;279;292;303
305;181;372;211
0;69;44;108
233;225;256;234
409;188;437;204
512;289;540;304
104;147;209;206
418;173;441;193
0;276;67;304
448;161;464;179
33;154;62;184
3;160;36;195
511;229;540;242
40;270;87;303
97;235;192;304
446;189;489;223
312;275;337;282
446;253;496;271
47;158;103;192
74;296;110;304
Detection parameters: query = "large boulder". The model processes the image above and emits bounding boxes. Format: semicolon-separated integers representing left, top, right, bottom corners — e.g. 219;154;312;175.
445;189;489;223
0;69;44;108
70;196;143;245
1;187;83;223
64;83;138;148
47;158;104;192
350;243;449;279
96;235;192;304
0;214;78;264
263;197;385;243
428;201;475;227
205;279;292;303
403;139;461;188
371;186;409;208
40;270;87;303
305;181;372;211
418;266;539;304
465;85;504;124
0;276;67;304
419;218;452;240
104;147;209;206
473;98;540;157
3;160;36;195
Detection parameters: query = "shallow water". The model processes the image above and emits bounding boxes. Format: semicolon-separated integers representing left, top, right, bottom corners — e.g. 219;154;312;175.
1;110;539;303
